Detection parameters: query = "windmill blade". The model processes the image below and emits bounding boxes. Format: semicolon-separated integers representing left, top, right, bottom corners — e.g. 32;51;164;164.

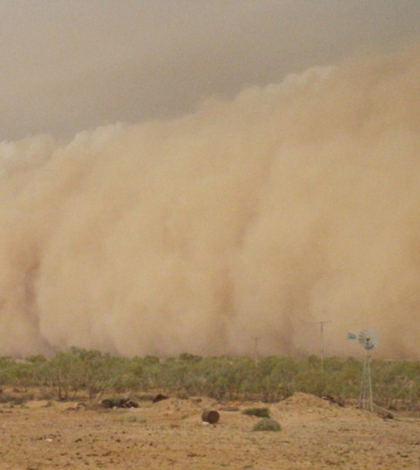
358;328;378;350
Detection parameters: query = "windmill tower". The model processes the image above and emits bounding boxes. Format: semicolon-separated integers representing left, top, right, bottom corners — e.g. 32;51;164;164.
348;328;379;411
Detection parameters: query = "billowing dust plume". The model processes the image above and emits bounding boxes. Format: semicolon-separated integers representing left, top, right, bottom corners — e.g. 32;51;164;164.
1;46;420;359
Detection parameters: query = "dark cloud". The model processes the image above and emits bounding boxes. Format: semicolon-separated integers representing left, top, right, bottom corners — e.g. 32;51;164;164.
1;0;419;139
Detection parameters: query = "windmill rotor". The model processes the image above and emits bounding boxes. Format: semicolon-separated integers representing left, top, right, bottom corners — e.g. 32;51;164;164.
358;328;378;351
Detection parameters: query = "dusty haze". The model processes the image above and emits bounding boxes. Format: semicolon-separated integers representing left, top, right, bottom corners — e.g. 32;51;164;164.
1;46;420;358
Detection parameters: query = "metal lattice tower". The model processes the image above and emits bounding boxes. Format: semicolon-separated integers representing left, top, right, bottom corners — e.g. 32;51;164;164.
359;349;374;411
348;328;378;411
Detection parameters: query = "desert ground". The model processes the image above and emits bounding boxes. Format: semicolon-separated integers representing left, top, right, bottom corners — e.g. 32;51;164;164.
1;392;420;470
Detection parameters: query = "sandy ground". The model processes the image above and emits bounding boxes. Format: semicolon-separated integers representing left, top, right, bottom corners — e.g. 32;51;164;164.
1;393;420;470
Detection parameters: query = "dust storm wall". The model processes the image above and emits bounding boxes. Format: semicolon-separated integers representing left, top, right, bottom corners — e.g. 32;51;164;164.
0;46;419;358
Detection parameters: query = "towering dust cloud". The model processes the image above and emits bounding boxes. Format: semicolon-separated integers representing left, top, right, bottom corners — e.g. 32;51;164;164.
1;46;420;358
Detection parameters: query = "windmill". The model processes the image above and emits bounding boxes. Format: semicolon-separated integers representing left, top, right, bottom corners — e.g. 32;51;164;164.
347;328;379;411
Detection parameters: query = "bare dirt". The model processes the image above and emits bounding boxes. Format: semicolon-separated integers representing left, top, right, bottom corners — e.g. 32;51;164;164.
1;392;420;469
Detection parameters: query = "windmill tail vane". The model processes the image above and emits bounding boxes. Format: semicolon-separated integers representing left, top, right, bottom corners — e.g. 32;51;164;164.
347;332;357;340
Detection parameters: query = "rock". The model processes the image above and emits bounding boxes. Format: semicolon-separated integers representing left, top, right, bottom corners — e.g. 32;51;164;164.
152;394;168;404
100;398;138;409
322;395;345;407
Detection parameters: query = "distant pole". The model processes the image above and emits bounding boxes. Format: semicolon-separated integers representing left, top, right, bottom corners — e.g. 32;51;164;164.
253;337;260;363
311;320;331;371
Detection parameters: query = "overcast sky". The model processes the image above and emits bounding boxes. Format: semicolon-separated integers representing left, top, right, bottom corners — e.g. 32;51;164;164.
1;0;419;141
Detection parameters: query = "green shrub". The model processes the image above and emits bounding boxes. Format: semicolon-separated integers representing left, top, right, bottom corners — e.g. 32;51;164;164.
252;418;281;432
242;407;270;418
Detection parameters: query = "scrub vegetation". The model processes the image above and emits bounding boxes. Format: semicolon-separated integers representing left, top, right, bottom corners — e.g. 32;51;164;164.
1;348;419;411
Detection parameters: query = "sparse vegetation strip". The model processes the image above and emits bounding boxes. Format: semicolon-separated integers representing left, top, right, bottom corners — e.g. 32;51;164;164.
1;349;420;411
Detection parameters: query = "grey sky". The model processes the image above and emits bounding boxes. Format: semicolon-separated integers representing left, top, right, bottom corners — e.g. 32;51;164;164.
1;0;419;141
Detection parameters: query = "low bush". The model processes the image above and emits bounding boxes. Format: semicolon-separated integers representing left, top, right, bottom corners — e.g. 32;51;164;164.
242;407;270;418
252;418;281;432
